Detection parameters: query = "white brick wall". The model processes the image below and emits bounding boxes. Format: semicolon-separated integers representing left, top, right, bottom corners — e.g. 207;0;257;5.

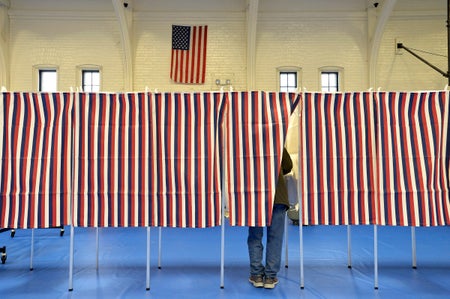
256;13;369;91
377;14;447;91
133;13;247;92
3;0;448;92
9;14;124;91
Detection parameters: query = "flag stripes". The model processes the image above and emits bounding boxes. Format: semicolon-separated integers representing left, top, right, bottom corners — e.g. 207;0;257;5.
301;92;377;225
0;92;72;229
225;91;300;227
376;91;450;226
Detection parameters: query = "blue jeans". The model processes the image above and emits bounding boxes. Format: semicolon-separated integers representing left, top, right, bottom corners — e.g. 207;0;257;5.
247;204;287;278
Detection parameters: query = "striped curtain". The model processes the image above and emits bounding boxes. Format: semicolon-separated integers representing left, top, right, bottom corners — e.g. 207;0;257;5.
73;92;144;227
72;92;226;228
301;92;377;225
225;91;300;227
0;92;73;229
376;91;450;226
149;92;226;227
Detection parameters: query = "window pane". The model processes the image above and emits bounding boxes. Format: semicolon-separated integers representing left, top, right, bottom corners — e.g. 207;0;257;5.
280;74;288;87
329;74;337;87
287;74;296;86
39;70;57;92
320;73;327;84
92;72;100;84
321;72;339;92
280;71;297;92
84;72;92;82
83;70;100;92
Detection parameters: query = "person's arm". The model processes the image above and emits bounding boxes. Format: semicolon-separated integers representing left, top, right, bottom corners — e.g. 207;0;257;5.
282;148;293;175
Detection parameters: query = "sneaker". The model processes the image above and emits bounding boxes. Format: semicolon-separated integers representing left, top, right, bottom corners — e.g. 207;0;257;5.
249;275;264;288
287;206;299;222
264;277;279;289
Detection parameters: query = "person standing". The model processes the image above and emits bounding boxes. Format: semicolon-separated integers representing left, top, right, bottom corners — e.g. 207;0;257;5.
248;148;293;289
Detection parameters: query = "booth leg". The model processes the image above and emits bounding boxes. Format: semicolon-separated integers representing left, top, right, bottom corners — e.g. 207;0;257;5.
347;225;352;269
68;225;74;292
411;227;417;269
374;225;378;290
146;227;151;291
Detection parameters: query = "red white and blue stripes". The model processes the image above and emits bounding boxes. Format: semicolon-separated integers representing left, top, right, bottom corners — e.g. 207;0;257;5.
0;92;73;229
376;91;450;226
73;92;144;227
72;92;226;228
149;92;226;228
225;91;300;227
2;90;450;229
301;92;377;225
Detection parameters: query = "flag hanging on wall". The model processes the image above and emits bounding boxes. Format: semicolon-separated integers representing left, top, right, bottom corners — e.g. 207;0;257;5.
170;25;208;84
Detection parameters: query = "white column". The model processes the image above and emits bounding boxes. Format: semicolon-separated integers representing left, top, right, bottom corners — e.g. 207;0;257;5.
0;0;10;89
112;0;133;91
368;0;397;88
246;0;259;90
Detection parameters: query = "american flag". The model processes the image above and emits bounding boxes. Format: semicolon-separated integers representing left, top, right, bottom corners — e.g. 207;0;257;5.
376;91;450;226
170;25;208;84
0;92;73;229
225;91;300;227
301;92;377;225
72;92;226;228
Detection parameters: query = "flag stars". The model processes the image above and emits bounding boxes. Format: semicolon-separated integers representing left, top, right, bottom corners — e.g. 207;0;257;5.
172;25;191;50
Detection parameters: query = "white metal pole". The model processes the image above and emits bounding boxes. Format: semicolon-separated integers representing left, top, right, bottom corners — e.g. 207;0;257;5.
96;227;99;270
158;227;162;269
30;229;34;271
220;101;227;289
411;226;417;269
68;225;74;291
347;225;352;268
220;199;225;289
374;225;378;289
68;95;75;292
146;227;151;291
299;202;304;289
220;106;227;289
298;93;304;289
284;215;289;268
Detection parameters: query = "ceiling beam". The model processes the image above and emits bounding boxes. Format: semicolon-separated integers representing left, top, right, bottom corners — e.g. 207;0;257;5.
246;0;259;90
112;0;133;91
368;0;397;89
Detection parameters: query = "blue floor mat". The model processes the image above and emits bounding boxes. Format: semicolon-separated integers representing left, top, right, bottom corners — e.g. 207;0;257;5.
0;224;449;299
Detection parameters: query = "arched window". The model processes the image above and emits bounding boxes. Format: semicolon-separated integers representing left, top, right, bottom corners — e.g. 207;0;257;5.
319;66;343;92
277;67;302;92
33;65;59;92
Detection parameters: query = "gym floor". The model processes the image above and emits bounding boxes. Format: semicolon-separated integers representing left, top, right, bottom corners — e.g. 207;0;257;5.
0;222;449;298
